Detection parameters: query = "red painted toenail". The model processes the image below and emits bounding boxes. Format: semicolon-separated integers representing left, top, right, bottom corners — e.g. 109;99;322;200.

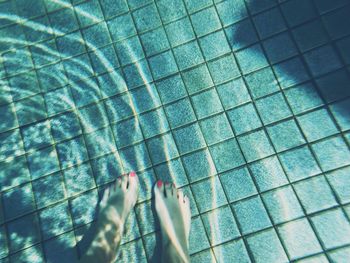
130;171;136;177
157;180;162;187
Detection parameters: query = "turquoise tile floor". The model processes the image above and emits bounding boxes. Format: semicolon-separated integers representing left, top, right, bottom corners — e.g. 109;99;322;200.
1;0;350;262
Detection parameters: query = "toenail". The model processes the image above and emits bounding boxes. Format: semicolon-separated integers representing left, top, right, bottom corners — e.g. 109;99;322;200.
157;180;163;188
130;171;136;177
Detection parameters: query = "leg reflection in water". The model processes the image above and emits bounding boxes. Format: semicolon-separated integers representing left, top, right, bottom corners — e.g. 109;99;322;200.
80;172;191;263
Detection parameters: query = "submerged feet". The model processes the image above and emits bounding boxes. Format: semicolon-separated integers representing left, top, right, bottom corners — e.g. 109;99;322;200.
154;180;191;263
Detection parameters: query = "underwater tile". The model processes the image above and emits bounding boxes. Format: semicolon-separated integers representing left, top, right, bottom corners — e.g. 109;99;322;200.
82;22;111;50
280;0;316;27
0;129;25;161
228;103;262;135
32;172;66;209
130;84;161;114
255;92;292;125
165;17;196;47
123;59;153;89
284;82;324;115
0;104;18;133
238;129;275;162
0;24;26;54
213;239;250;263
190;249;216;263
51;111;81;143
156;74;187;104
330;98;350;131
216;78;251;110
112;117;143;148
43;231;78;263
216;0;247;26
75;0;104;27
173;41;205;70
97;70;126;99
0;155;31;191
70;189;99;227
154;158;189;187
56;136;89;169
78;103;109;133
182;149;216;183
149;50;178;80
105;93;134;122
279;146;321;182
336;36;350;65
297;108;338;142
294;175;337;214
3;47;33;76
91;153;123;186
191;88;223;119
119;142;152;172
202;206;240;245
245;0;276;14
249;156;289;192
135;200;157;235
0;226;8;259
115;35;144;66
146;132;179;165
30;39;60;67
49;8;79;35
313;0;348;13
10;245;43;263
63;54;94;82
27;146;60;179
326;167;350;204
322;5;350;39
8;70;41;101
188;216;210;254
173;123;206;154
107;13;136;41
117;239;147;263
184;0;211;13
233;196;271;235
134;169;156;203
0;1;16;27
262;186;304;224
39;201;73;240
199;113;234;145
63;163;96;196
85;127;116;158
329;247;350;263
199;30;230;61
191;7;221;37
191;176;227;213
235;44;269;74
311;208;350;249
132;3;161;33
210;138;245;173
90;45;120;74
37;62;68;92
100;0;128;19
45;86;74;116
182;64;213;94
3;183;35;220
245;66;279;99
15;94;47;126
208;54;240;85
157;0;187;23
278;218;322;260
56;31;86;59
140;108;170;138
21;120;52;152
267;119;306;152
140;27;170;57
128;0;152;10
247;228;288;263
253;7;286;39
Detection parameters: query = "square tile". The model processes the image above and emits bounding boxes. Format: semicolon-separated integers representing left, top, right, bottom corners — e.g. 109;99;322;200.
155;74;187;104
278;218;322;260
135;201;156;235
191;249;215;263
235;44;269;74
184;0;211;13
56;136;89;169
70;190;99;227
140;27;170;57
31;39;60;67
0;1;16;27
280;0;316;27
112;117;143;148
0;129;25;161
3;48;33;76
191;88;223;119
37;62;68;92
107;13;136;41
297;108;338;142
105;93;134;122
0;155;31;191
220;166;258;202
116;34;145;64
49;8;79;35
146;132;179;165
117;239;146;262
39;201;73;240
284;82;324;115
0;226;8;258
45;86;74;116
238;129;275;162
330;98;350;131
225;17;258;51
210;138;245;173
85;127;116;158
192;176;227;213
96;70;126;98
130;85;161;114
173;41;205;70
75;0;104;27
165;17;195;47
202;206;240;246
82;22;112;50
294;175;337;214
8;71;41;101
189;216;210;254
123;59;153;89
135;169;157;202
173;123;206;154
132;3;161;33
0;24;26;54
32;172;66;209
322;5;350;39
63;54;94;82
249;156;289;192
100;0;128;19
228;103;262;135
336;36;350;65
119;142;152;172
15;94;47;126
253;7;287;39
233;196;272;235
128;0;152;10
89;45;120;75
263;32;298;64
165;97;195;129
245;66;279;99
43;231;78;263
262;186;304;224
326;167;350;204
207;54;240;85
21;120;52;152
182;64;213;94
56;31;86;59
199;30;230;61
149;50;178;80
246;229;288;263
256;92;292;125
199;113;234;145
279;146;321;182
213;239;250;263
182;149;216;183
216;0;247;26
50;111;82;142
245;0;276;14
79;103;109;133
154;158;189;187
329;247;350;263
311;208;350;249
91;153;123;185
157;0;187;23
267;119;306;152
27;146;60;179
191;7;221;37
217;78;251;110
0;104;18;133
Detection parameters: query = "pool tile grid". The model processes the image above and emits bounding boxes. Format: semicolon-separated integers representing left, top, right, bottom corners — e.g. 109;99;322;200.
1;0;350;262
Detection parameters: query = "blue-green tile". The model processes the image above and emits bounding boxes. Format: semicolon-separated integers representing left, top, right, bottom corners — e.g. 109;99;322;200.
91;153;123;185
70;190;98;227
173;123;206;154
3;47;33;75
130;85;161;114
157;0;187;23
0;1;16;27
136;169;157;202
105;93;134;122
117;239;146;262
8;70;40;101
156;74;187;104
214;239;250;263
154;158;189;187
63;54;94;82
173;41;205;70
329;247;350;263
192;88;223;119
225;18;259;51
112;117;143;148
191;7;221;37
217;0;247;26
75;0;104;27
27;146;60;179
147;132;179;165
253;7;286;39
262;186;304;224
249;156;289;192
139;108;170;138
123;60;153;89
165;17;195;47
149;50;178;79
192;176;227;213
336;36;350;64
199;30;230;60
78;103;109;133
0;129;24;161
0;104;17;133
182;149;216;183
44;231;78;263
132;3;161;33
191;249;215;263
280;0;316;27
30;39;59;67
189;216;210;254
247;228;288;263
15;94;47;126
326;167;350;204
115;36;144;66
238;129;275;162
49;8;79;35
100;0;128;19
217;78;251;110
184;0;211;13
208;54;240;85
45;86;74;116
50;111;82;142
37;62;68;92
128;0;152;10
21;120;52;152
0;226;8;259
140;27;170;57
330;98;350;131
107;13;136;41
56;136;89;169
182;64;213;94
165;98;196;129
119;142;152;172
85;127;116;158
56;31;86;58
199;113;233;145
228;103;262;135
311;208;350;249
0;155;31;191
82;22;112;50
235;44;269;74
96;70;126;99
63;163;96;196
245;0;276;14
0;24;26;54
135;201;156;235
11;245;43;263
245;66;279;99
320;5;350;39
279;146;321;182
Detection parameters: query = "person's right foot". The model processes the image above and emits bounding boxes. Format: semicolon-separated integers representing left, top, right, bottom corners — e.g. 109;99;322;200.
154;180;191;263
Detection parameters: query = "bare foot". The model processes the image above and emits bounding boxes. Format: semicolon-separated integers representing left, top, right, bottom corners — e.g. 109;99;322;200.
81;172;139;263
154;180;191;263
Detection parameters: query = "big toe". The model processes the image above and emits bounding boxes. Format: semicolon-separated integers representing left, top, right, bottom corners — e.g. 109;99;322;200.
127;171;139;192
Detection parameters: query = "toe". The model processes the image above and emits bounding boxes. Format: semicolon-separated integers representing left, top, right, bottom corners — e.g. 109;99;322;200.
165;182;175;197
184;195;190;205
128;171;139;190
177;189;184;201
154;180;165;197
